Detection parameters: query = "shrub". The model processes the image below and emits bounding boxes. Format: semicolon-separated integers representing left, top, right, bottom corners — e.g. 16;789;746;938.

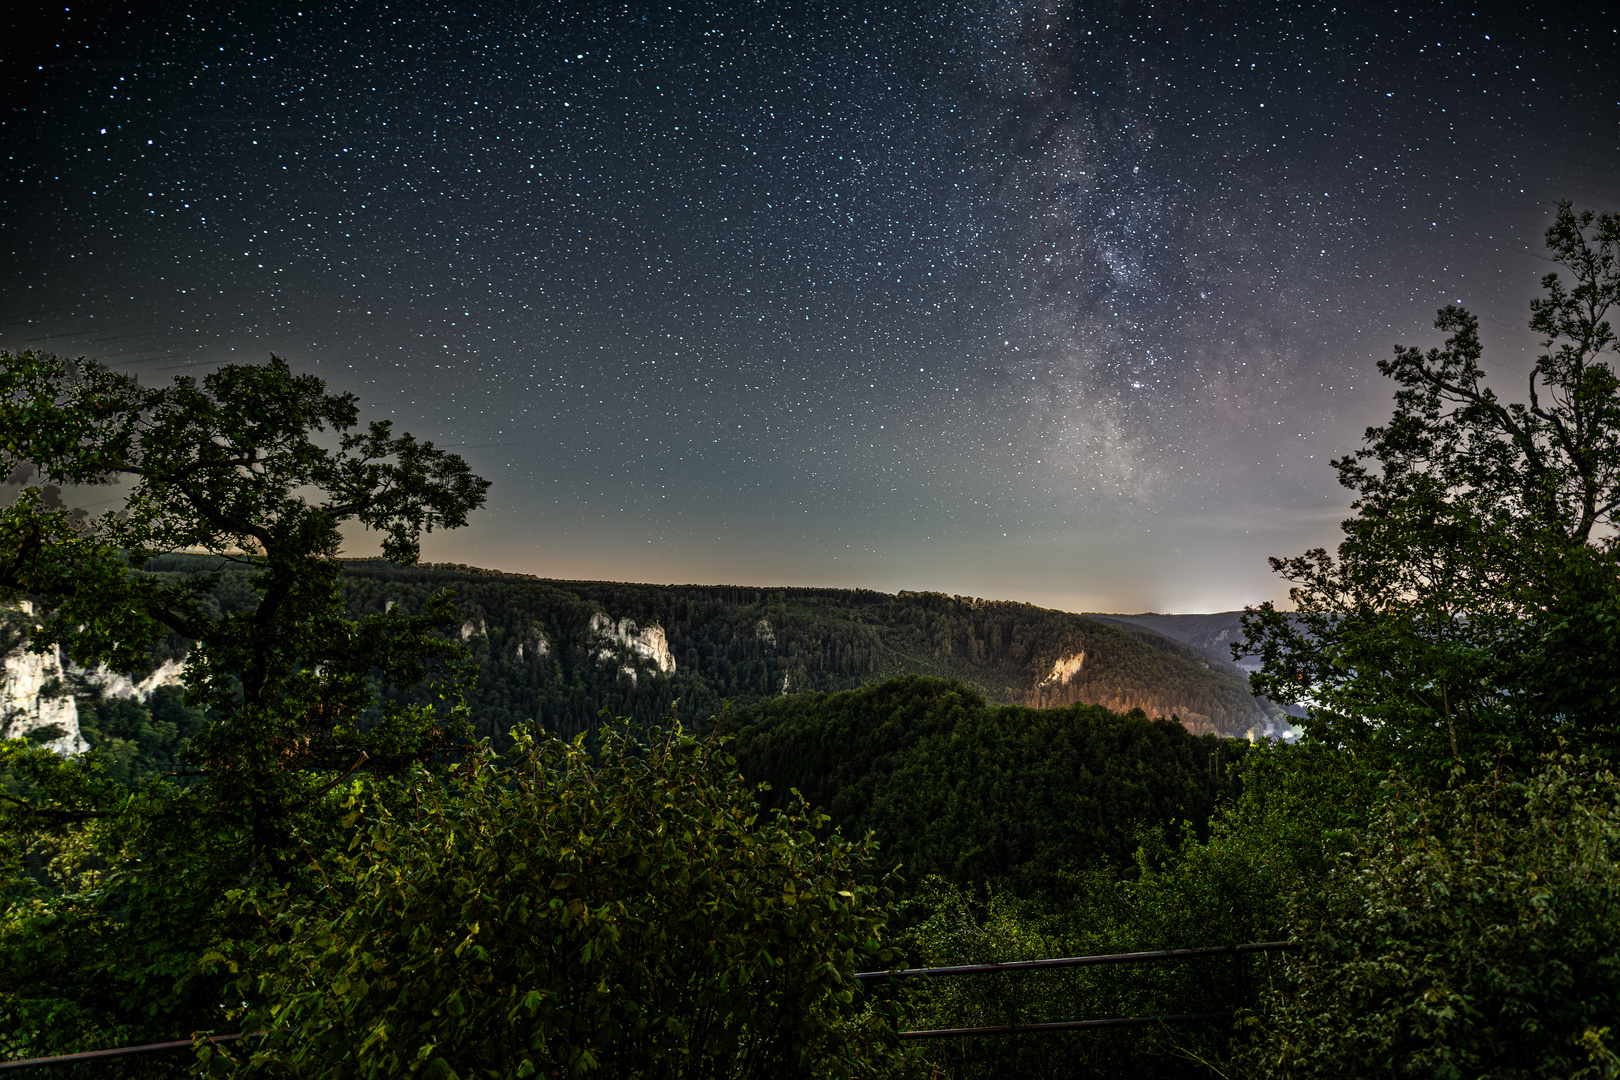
206;724;902;1079
1240;755;1620;1079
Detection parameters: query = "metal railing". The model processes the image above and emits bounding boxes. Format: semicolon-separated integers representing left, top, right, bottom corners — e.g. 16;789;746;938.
855;940;1298;1039
0;1032;253;1072
1;942;1300;1065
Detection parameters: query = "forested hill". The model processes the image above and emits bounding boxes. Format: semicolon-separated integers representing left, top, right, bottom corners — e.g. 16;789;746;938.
718;675;1249;897
126;556;1280;742
326;560;1283;742
1091;614;1309;724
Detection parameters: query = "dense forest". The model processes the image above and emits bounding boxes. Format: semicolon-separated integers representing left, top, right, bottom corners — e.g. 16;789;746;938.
719;675;1247;898
108;554;1281;746
335;559;1279;738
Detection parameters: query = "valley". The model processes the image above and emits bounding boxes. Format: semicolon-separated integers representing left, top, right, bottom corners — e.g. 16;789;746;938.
1;558;1291;758
337;559;1291;742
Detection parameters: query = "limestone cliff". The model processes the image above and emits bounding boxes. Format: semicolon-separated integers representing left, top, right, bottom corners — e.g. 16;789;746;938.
515;632;550;662
1038;651;1086;691
590;612;675;684
1;602;188;756
1020;647;1229;736
75;657;188;703
0;633;86;755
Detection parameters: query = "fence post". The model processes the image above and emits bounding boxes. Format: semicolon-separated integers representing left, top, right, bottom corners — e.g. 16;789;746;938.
1236;947;1247;1011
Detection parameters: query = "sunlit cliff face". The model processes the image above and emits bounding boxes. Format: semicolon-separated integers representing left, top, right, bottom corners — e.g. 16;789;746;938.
1038;651;1086;690
591;613;676;684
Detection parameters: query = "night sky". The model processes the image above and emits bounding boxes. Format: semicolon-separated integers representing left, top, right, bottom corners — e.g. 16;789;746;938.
4;1;1616;612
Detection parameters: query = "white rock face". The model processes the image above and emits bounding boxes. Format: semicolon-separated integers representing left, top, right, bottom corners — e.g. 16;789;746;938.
589;612;675;684
0;637;87;755
755;619;777;647
1;601;193;757
76;656;187;702
1037;651;1086;689
516;632;550;662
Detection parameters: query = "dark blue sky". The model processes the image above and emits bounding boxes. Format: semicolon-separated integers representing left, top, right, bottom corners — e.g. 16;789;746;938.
4;0;1615;610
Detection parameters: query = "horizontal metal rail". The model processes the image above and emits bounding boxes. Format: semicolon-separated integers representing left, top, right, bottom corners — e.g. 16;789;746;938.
3;945;1300;1061
900;1011;1236;1040
0;1032;252;1072
855;940;1297;981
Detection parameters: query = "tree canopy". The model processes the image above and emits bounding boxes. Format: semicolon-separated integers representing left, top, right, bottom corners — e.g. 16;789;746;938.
0;353;490;1057
0;353;490;842
202;724;900;1080
1243;203;1620;771
719;675;1247;899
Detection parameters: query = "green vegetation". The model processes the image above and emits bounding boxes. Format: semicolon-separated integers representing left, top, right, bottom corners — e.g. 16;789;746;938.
718;204;1620;1076
759;716;1370;1079
0;352;490;1060
0;353;910;1079
75;686;207;786
1244;205;1620;774
1238;755;1620;1078
719;675;1245;898
1226;203;1620;1073
203;725;900;1080
332;563;1276;739
0;352;490;825
4;204;1619;1077
42;553;1272;756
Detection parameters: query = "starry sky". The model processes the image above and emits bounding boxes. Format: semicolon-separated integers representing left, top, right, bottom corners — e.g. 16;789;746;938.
3;1;1616;612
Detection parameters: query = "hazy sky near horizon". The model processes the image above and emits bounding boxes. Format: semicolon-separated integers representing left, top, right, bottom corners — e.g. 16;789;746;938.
4;1;1616;612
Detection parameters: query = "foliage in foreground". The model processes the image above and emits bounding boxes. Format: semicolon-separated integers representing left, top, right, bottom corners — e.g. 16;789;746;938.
879;744;1620;1079
1240;754;1620;1079
0;350;489;860
881;740;1378;1080
202;724;903;1080
0;352;488;1059
8;194;1620;1078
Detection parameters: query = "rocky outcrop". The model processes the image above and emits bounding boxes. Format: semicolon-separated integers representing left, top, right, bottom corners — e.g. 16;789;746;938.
516;632;550;662
1037;651;1085;691
1019;647;1245;736
1;602;191;756
74;656;187;702
0;633;86;755
1021;651;1090;709
755;619;777;647
1023;651;1093;710
589;613;675;684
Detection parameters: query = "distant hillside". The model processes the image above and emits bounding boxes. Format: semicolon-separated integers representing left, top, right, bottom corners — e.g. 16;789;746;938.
1087;611;1255;670
1089;611;1312;726
130;557;1288;742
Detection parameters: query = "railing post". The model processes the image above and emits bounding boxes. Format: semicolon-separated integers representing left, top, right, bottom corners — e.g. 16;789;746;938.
1236;947;1248;1011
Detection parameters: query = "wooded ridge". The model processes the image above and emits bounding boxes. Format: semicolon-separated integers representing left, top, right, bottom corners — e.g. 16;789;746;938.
155;556;1288;742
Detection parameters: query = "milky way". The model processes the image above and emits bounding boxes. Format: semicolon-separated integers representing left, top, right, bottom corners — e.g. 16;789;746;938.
4;1;1616;610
